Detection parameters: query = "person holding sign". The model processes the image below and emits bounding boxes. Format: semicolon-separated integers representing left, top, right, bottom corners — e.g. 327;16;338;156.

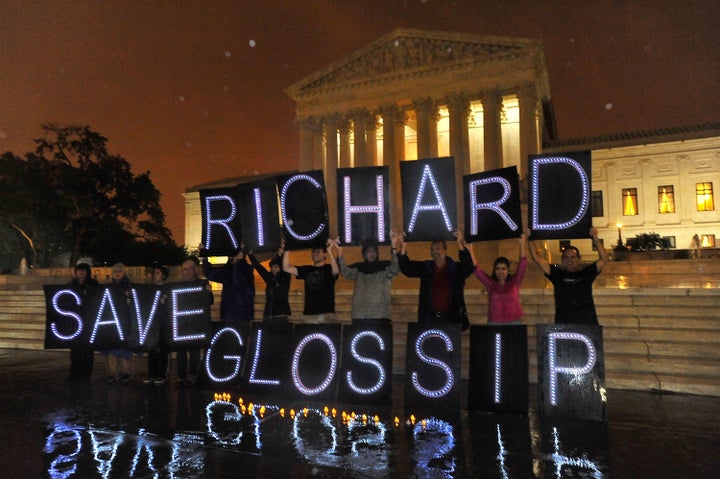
282;239;339;323
200;244;255;323
175;258;214;386
143;265;170;386
397;230;474;330
249;244;292;325
467;234;528;324
335;232;401;323
527;227;609;325
66;262;98;383
103;263;134;384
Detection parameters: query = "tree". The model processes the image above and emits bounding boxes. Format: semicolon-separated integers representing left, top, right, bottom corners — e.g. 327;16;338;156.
0;124;184;267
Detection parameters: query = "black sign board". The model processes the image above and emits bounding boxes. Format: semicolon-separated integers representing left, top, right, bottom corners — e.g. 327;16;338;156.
401;157;457;242
338;320;393;405
277;171;329;250
200;186;243;256
337;166;391;246
289;323;342;402
463;166;522;242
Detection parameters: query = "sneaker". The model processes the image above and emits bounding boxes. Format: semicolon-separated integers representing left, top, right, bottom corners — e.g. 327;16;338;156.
142;377;154;385
154;377;167;386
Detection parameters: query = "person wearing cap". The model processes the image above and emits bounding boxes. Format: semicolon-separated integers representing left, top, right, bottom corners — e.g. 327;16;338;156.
249;244;291;325
66;262;99;383
282;238;339;323
144;264;170;386
201;244;255;323
335;231;401;323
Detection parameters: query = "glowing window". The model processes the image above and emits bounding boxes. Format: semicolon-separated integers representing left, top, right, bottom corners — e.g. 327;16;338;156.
657;185;675;214
590;190;604;217
701;234;716;248
622;188;638;216
696;182;714;212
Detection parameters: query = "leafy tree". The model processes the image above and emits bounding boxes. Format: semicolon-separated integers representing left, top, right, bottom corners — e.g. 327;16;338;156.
0;124;184;267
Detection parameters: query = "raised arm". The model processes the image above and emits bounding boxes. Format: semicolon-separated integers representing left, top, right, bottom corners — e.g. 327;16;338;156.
526;228;550;275
282;247;299;277
326;238;340;276
590;226;609;272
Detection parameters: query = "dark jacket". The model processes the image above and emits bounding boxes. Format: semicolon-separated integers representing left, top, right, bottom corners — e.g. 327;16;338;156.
203;258;255;322
249;253;291;318
398;248;474;328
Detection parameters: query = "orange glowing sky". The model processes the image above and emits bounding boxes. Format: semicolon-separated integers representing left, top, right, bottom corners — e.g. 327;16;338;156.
1;0;718;245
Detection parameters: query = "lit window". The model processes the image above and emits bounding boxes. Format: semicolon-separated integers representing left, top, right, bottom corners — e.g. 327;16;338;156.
658;185;675;214
591;190;604;217
696;182;714;211
622;188;638;216
701;234;716;248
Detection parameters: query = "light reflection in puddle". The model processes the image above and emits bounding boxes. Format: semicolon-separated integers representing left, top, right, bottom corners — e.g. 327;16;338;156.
43;394;610;478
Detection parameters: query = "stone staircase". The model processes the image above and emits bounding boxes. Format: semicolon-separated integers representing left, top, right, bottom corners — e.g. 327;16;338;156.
2;272;718;396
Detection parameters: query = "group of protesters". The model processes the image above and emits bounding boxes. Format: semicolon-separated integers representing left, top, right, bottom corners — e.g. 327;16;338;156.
65;226;608;386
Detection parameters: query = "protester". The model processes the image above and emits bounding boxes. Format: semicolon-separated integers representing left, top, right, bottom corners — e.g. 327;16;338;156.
249;244;291;325
335;232;401;323
66;262;98;383
201;244;255;323
175;258;214;386
467;234;527;324
143;264;170;386
397;230;474;329
103;262;133;383
527;227;609;324
282;239;339;323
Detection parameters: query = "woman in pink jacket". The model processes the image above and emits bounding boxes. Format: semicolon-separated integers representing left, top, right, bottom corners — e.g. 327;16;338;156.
467;234;527;324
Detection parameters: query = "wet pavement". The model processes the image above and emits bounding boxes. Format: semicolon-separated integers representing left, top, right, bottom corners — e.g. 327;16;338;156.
0;348;718;478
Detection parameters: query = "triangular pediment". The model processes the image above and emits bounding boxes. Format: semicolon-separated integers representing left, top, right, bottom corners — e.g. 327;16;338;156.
287;28;541;97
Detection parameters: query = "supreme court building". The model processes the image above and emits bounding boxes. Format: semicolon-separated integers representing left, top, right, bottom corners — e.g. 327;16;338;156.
184;29;720;257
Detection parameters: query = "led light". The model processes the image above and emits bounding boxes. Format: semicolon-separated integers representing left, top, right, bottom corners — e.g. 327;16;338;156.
494;333;502;404
407;164;453;233
205;400;243;446
45;421;81;478
50;289;83;341
280;174;326;241
411;329;454;398
468;177;518;235
89;288;124;344
292;408;339;468
204;327;244;383
548;332;597;406
411;418;456;475
253;187;264;247
248;329;281;385
171;286;208;342
343;175;386;244
204;194;239;250
291;333;338;396
346;330;386;395
130;288;161;346
530;157;589;231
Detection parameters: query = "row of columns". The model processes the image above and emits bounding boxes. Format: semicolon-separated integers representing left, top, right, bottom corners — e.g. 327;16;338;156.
296;86;541;234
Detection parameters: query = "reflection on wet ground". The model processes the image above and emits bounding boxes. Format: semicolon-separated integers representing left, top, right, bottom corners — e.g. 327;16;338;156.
1;349;718;478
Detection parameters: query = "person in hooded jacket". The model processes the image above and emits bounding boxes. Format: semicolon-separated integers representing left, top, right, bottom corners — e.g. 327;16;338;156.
335;231;401;323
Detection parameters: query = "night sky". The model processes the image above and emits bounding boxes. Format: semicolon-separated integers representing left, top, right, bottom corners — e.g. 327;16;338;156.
1;0;718;244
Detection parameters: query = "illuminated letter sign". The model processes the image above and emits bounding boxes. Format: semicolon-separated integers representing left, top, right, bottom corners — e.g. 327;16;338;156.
242;321;294;395
87;284;130;350
237;179;282;254
337;166;390;246
278;171;329;250
167;282;213;351
44;285;86;349
528;152;592;239
127;285;164;351
200;187;242;256
463;166;522;242
404;323;462;410
290;324;341;401
197;322;247;389
338;321;393;405
401;157;457;242
467;325;528;413
537;324;607;421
